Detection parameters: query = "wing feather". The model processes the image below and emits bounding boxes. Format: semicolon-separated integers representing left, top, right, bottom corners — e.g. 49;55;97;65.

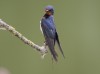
41;18;58;61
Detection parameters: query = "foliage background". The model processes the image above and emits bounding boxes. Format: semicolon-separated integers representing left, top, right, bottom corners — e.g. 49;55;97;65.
0;0;100;74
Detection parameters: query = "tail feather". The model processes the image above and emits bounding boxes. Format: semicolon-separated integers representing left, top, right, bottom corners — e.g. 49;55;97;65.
55;32;65;58
46;38;58;61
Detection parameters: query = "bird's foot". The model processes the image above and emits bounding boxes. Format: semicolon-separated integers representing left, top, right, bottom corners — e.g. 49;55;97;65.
40;45;48;59
44;41;47;46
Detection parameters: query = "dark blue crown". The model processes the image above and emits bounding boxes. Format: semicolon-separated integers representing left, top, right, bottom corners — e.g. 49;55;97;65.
45;5;54;14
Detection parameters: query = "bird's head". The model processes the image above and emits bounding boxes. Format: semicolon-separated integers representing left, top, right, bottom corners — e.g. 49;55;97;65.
45;5;54;15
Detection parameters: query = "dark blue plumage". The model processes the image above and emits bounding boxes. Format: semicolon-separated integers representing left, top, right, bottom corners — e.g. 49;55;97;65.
40;5;64;61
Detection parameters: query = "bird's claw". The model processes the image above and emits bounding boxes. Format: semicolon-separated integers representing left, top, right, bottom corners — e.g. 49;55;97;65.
40;45;48;59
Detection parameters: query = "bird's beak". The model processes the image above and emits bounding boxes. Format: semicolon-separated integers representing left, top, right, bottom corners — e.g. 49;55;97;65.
45;9;49;12
45;9;52;15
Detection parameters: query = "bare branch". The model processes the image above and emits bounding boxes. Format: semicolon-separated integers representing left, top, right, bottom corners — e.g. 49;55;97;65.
0;19;47;57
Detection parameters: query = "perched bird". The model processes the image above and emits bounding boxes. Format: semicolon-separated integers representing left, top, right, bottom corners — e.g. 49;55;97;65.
40;5;65;61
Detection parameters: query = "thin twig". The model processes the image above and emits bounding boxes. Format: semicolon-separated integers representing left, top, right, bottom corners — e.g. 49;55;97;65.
0;19;47;58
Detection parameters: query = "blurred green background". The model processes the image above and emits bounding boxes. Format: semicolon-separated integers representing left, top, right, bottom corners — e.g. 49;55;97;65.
0;0;100;74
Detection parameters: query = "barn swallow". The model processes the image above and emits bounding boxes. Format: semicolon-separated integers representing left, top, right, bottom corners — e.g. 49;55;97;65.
40;5;65;61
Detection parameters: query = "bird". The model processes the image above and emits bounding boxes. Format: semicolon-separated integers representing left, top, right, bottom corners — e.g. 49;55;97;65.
40;5;65;61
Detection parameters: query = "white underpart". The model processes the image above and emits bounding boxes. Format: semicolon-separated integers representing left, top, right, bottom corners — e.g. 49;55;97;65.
40;21;43;34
